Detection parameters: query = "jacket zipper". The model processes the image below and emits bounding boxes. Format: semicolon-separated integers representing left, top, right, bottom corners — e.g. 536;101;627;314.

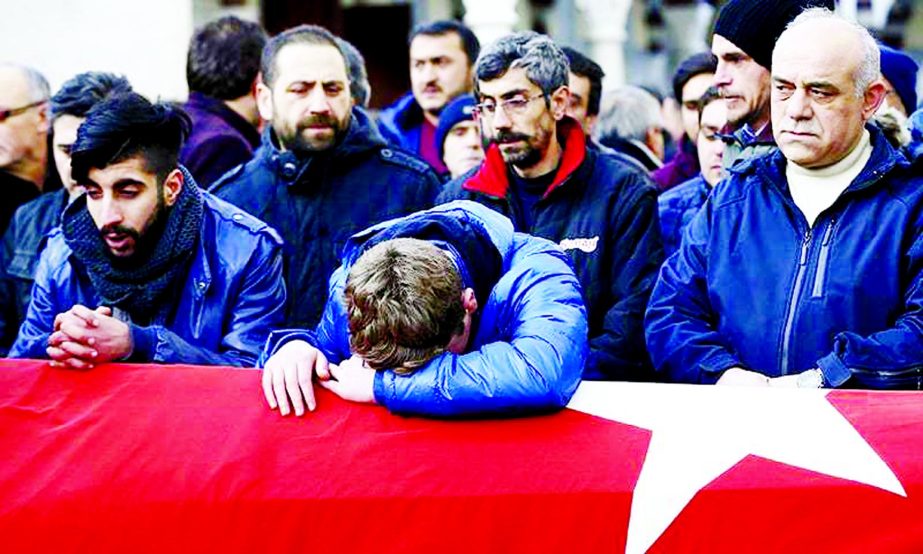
780;230;812;375
811;219;836;298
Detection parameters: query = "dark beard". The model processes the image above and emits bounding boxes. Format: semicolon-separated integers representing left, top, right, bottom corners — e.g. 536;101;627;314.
281;114;345;154
493;131;544;168
104;197;169;270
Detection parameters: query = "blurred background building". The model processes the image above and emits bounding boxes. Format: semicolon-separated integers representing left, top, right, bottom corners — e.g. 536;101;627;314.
3;0;921;110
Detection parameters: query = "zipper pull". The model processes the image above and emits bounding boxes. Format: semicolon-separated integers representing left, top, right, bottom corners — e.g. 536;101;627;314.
799;230;812;265
821;219;836;246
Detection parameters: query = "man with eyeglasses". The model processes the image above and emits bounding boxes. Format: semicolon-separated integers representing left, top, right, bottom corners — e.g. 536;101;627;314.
0;64;53;235
437;32;664;382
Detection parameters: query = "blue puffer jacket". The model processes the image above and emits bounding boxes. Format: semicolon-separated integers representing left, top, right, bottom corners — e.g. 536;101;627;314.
376;92;423;154
262;201;588;417
438;118;664;381
211;107;441;329
646;126;923;389
657;174;710;257
10;185;286;367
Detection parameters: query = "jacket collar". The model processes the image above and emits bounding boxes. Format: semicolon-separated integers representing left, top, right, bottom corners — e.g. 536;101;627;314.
462;117;587;199
186;92;260;148
388;92;424;131
752;124;907;196
259;107;385;186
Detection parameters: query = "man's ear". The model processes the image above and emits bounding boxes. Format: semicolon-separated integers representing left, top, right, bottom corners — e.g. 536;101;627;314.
550;85;570;121
36;101;50;133
461;287;478;314
256;80;274;122
861;79;888;122
162;169;184;207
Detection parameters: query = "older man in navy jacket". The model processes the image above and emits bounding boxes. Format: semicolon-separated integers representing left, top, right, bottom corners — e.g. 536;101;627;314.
646;10;923;389
260;201;587;418
10;93;285;367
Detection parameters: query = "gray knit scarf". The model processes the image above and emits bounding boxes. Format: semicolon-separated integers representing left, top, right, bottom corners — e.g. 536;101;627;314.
62;173;204;321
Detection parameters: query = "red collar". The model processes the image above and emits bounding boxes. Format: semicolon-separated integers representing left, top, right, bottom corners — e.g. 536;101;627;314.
463;117;587;199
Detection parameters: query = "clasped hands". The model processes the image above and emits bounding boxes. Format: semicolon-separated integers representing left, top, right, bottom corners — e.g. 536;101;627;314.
262;340;377;416
46;304;132;369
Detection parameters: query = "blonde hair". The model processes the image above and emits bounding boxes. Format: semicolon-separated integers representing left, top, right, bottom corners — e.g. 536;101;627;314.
344;238;465;373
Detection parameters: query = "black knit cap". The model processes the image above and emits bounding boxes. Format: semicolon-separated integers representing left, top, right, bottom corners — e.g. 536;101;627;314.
713;0;835;70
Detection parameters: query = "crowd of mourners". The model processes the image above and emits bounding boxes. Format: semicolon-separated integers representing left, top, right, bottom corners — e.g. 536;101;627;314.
1;0;921;418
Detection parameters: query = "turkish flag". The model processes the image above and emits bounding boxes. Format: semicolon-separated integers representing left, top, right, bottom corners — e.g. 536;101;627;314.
0;360;921;553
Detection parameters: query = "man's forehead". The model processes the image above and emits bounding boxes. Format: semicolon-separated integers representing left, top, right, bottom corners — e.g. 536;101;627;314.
0;67;31;107
774;20;861;77
274;42;348;83
478;67;538;97
568;72;590;94
87;156;156;185
410;32;465;59
711;34;747;58
773;42;857;87
450;119;478;132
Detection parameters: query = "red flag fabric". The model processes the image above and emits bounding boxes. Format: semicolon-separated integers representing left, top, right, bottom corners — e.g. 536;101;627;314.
0;360;921;553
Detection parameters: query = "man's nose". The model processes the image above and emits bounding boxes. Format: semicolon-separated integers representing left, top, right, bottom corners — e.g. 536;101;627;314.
491;105;513;129
419;62;438;84
99;197;123;228
786;88;813;120
713;61;731;88
306;87;331;113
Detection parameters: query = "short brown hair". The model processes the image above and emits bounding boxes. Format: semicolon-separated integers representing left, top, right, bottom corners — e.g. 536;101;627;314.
344;238;465;373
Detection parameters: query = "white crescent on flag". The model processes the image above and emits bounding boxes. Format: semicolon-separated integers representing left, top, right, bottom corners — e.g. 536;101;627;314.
567;382;907;554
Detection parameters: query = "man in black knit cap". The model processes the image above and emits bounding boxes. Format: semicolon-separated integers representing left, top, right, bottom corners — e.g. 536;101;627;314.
711;0;834;168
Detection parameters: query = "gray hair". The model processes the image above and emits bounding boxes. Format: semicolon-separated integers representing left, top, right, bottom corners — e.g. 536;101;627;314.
1;63;50;103
783;7;880;98
336;37;370;108
474;32;569;98
594;85;663;143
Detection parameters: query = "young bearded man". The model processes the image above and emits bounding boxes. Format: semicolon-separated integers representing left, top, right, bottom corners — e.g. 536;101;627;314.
10;92;286;367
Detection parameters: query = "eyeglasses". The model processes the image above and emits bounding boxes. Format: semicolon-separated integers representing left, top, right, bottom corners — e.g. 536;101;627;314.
474;93;545;118
0;99;47;123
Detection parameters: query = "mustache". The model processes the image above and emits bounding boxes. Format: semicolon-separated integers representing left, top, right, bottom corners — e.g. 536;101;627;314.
298;115;339;129
100;224;140;240
492;131;530;144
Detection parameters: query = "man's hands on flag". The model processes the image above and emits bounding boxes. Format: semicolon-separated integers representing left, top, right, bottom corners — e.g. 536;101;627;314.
263;345;377;416
262;340;331;416
320;355;376;404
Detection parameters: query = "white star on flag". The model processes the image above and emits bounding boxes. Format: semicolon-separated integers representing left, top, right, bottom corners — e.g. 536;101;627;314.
567;382;907;554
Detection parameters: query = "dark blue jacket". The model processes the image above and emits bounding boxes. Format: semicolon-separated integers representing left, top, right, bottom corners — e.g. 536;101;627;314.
376;92;423;154
262;201;587;417
180;92;260;188
438;118;664;381
10;188;286;367
657;174;710;257
646;127;923;389
210;107;441;329
0;189;68;355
